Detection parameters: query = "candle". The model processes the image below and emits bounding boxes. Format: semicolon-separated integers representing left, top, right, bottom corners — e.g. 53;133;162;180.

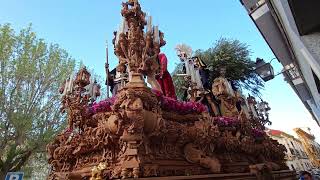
62;79;68;95
120;17;125;34
147;16;152;32
88;78;93;97
66;78;71;94
68;74;73;93
153;26;159;43
115;26;121;45
124;20;128;33
92;83;97;100
115;17;125;45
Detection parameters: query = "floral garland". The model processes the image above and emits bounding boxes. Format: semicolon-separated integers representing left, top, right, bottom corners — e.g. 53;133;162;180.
213;116;239;127
87;96;117;115
152;89;207;114
252;128;266;138
86;90;207;116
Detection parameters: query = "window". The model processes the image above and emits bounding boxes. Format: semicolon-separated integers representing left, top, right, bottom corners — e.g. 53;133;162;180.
285;64;300;80
289;148;295;155
291;164;295;170
312;70;320;94
288;0;320;35
290;141;294;147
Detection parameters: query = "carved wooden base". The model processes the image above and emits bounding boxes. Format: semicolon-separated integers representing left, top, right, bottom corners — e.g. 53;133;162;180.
115;170;296;180
51;170;297;180
48;83;289;180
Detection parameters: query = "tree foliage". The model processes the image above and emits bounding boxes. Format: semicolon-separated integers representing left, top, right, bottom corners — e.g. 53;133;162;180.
172;62;186;100
195;38;264;95
0;24;76;178
172;38;264;100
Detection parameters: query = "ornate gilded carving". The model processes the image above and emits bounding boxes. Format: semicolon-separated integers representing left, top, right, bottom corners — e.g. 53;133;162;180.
47;1;289;179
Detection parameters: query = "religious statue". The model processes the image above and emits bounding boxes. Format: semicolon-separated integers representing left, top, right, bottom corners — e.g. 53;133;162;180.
105;64;128;96
212;67;239;118
193;56;220;116
156;53;177;99
175;46;198;100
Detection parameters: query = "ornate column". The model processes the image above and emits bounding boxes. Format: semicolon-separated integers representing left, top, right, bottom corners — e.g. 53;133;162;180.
110;0;165;178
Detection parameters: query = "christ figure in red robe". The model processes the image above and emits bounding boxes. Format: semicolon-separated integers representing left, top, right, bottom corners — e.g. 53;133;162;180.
156;53;177;99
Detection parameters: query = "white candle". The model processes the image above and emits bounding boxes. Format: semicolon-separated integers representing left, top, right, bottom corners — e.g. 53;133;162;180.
68;74;73;93
115;26;121;45
124;20;128;33
115;17;125;45
92;84;97;100
62;79;68;95
153;26;159;43
120;17;125;34
88;79;93;97
147;16;152;32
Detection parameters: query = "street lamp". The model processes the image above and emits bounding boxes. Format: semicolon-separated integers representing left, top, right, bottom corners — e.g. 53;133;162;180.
255;58;275;82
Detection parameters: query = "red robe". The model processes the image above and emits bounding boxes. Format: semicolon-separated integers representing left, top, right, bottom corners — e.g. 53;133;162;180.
156;53;177;99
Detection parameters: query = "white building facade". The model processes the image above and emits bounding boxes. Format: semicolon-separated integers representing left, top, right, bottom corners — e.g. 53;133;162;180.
241;0;320;126
267;129;313;171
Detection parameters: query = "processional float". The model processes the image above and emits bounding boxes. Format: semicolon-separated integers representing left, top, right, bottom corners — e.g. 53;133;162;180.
47;0;295;179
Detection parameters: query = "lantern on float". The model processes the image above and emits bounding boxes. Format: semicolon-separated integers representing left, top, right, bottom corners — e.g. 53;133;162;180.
76;67;91;86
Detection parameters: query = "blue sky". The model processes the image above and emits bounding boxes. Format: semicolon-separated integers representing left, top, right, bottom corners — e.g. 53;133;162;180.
1;0;319;141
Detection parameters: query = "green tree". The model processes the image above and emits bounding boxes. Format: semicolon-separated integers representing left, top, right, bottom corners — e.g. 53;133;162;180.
172;38;264;100
0;24;76;179
195;38;264;95
172;62;186;100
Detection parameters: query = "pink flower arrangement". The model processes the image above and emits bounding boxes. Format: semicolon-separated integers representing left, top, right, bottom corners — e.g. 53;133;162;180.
252;128;266;138
88;96;116;115
87;89;207;116
152;89;207;114
213;116;239;126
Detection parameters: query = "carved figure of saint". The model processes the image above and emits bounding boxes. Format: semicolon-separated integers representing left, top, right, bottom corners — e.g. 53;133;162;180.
156;53;177;99
212;67;239;118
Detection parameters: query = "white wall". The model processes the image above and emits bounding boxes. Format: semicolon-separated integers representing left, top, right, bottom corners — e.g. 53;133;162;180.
271;0;320;124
